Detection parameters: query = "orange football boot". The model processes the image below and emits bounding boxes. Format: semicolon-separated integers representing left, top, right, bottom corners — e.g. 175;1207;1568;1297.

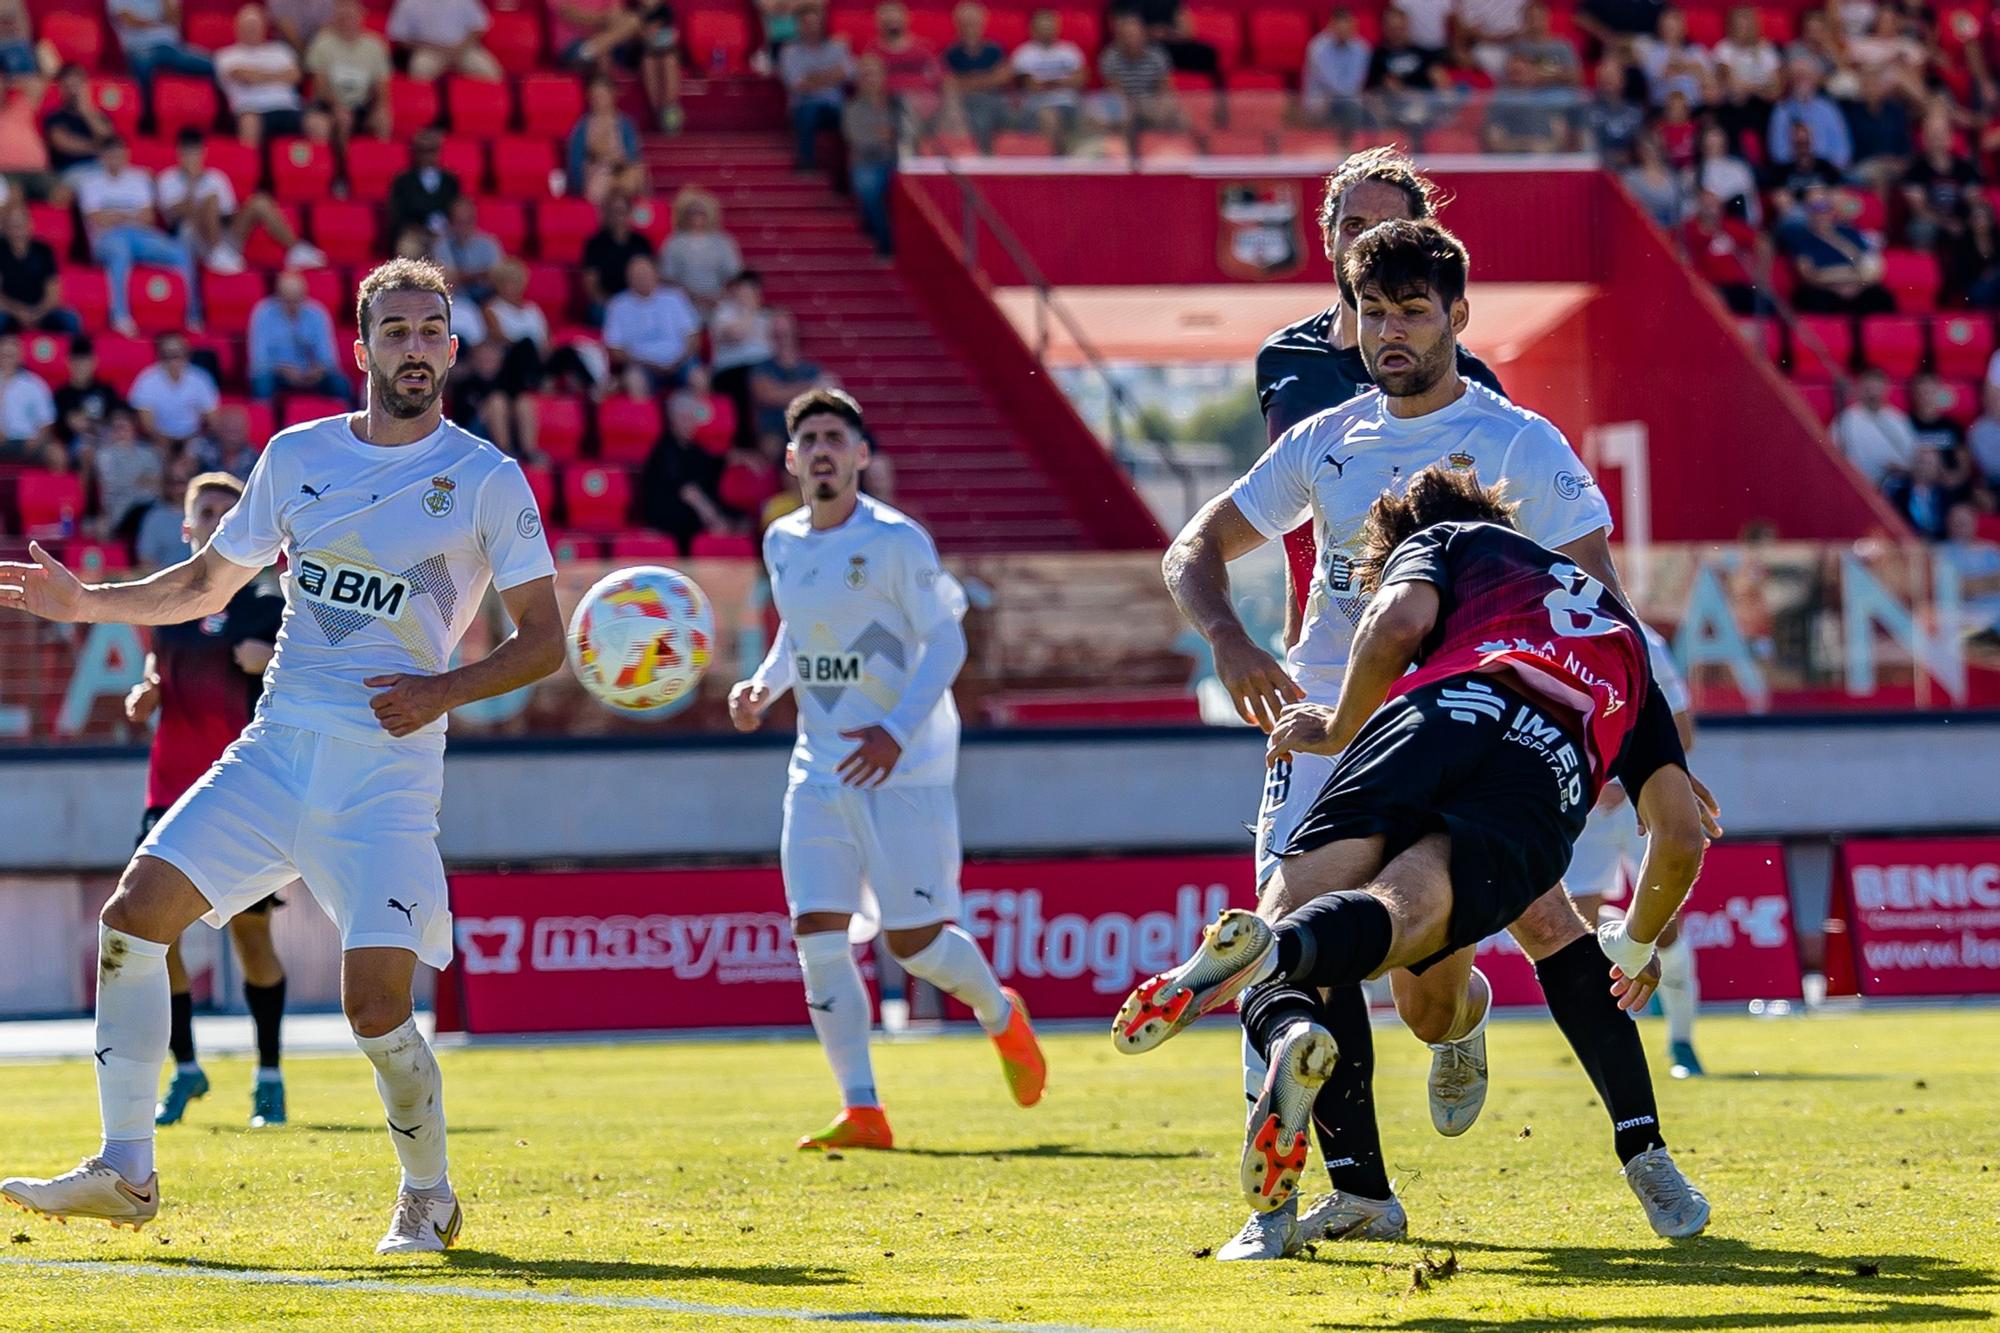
797;1105;895;1151
992;987;1046;1107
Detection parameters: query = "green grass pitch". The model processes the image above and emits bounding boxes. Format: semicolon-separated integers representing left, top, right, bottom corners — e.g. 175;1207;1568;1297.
0;1008;1995;1331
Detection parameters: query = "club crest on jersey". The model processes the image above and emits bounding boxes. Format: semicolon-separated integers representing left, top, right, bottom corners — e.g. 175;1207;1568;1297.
1448;451;1476;470
844;555;868;589
421;475;457;518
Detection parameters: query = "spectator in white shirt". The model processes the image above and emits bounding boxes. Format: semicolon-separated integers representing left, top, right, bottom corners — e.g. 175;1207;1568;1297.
74;136;203;338
0;332;55;465
159;128;325;275
1834;367;1920;487
1302;9;1372;125
1461;0;1528;73
603;254;701;389
386;0;502;82
1011;9;1087;151
1390;0;1452;54
306;0;393;142
1635;7;1714;107
128;332;221;446
217;5;306;148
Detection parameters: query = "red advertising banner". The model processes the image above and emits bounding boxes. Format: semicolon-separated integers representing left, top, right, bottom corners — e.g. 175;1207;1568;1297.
1473;842;1802;1008
1839;838;2000;998
445;856;1257;1036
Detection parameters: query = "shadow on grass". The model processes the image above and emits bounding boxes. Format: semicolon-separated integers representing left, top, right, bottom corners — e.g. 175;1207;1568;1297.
148;1250;855;1288
281;1123;503;1136
1316;1235;1998;1331
894;1142;1206;1162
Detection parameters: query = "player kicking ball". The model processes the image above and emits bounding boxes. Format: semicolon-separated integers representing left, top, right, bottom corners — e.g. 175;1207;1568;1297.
730;388;1045;1151
123;471;292;1130
1117;459;1713;1236
0;259;565;1252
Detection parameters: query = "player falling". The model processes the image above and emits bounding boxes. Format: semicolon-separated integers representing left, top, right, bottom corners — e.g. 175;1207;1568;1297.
1120;460;1713;1235
1160;216;1715;1256
123;471;292;1130
0;259;565;1253
729;388;1046;1150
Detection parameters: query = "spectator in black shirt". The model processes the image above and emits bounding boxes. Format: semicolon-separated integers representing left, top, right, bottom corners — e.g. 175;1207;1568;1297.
1900;112;1980;251
41;63;114;178
1946;194;2000;307
582;191;656;323
1116;0;1221;87
1367;9;1450;134
53;335;125;451
1577;0;1664;47
387;129;461;253
0;203;75;334
1842;66;1912;188
1763;118;1842;224
943;2;1010;151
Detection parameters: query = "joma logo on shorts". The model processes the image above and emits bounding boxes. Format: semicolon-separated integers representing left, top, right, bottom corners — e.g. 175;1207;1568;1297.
796;652;863;684
297;558;411;620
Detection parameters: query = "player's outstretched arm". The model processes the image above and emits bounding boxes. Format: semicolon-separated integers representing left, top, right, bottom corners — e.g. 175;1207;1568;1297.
365;576;564;738
1163;494;1302;730
1271;580;1439;764
0;541;257;627
730;623;797;732
1602;766;1711;1012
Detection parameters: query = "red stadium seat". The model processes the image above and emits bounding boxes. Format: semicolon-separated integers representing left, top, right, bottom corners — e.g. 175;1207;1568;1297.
485;9;546;74
534;197;597;264
22;332;67;389
690;532;755;558
281;394;350;426
1794;381;1837;423
91;79;142;140
1835;187;1886;235
1185;8;1243;67
1859;314;1925;378
491;135;558;199
344;138;407;200
204;137;263;201
1683;9;1725;44
201;270;268;332
532;395;588;460
521;463;556;521
523;261;572;314
128;137;176;176
1883;249;1941;312
609;533;680;560
439;137;487;191
630;197;671;247
40;12;105;69
1225;68;1288;90
1932;314;1994;379
388;76;441;136
907;9;953;49
129;268;190;335
301;265;347;317
987;10;1029;47
519;73;586;140
237;398;276;447
186;332;240;386
186;9;236;48
1941;378;1981;426
58;270;109;333
241;204;303;268
827;8;872;49
476;199;530;254
549;533;605;562
1249;11;1311;72
94;336;152;395
596;395;662;463
1791;314;1854;381
306;201;379;266
153;76;221;140
1054;10;1101;51
16;472;84;536
62;540;132;579
448;77;514;138
29;204;72;258
270;138;337;204
717;459;774;512
563;464;632;531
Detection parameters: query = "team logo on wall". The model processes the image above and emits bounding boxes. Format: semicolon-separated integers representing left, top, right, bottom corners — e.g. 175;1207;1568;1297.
1218;183;1305;281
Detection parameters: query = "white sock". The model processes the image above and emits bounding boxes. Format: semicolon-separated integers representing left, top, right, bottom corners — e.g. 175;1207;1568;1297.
797;932;877;1108
1240;1027;1269;1128
354;1018;448;1191
93;926;169;1184
1442;968;1492;1045
1657;937;1698;1047
898;926;1011;1035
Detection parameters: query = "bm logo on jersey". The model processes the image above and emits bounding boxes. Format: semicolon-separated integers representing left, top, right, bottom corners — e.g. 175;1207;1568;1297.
796;651;863;684
298;558;413;620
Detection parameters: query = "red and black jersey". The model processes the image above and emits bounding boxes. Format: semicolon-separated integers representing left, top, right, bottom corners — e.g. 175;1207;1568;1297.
146;580;285;809
1378;521;1685;801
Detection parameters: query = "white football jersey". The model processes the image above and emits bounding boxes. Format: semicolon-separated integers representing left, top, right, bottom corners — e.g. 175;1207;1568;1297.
764;496;969;788
1229;379;1614;699
209;414;556;744
1643;623;1690;715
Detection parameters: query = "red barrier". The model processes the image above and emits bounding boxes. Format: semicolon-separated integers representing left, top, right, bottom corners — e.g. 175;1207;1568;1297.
1838;838;2000;998
1474;842;1803;1007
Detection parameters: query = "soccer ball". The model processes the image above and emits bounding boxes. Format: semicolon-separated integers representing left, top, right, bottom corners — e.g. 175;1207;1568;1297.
566;566;715;713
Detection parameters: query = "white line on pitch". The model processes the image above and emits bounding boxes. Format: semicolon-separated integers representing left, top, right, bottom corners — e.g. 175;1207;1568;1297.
0;1257;1140;1332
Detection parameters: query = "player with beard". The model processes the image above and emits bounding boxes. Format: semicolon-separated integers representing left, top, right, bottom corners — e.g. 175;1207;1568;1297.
0;258;564;1253
1158;218;1719;1258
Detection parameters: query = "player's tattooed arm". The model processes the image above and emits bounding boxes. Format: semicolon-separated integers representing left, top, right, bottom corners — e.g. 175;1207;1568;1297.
1269;580;1439;764
0;541;255;626
365;575;564;737
1163;495;1303;731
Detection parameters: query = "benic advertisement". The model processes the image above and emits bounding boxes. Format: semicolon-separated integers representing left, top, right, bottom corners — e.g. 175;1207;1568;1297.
1837;839;2000;998
442;857;1256;1035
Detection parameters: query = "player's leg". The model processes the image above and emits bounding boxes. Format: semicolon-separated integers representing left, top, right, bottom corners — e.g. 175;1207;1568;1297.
1389;946;1492;1137
868;786;1044;1108
783;784;889;1150
155;937;211;1126
342;946;460;1253
230;900;288;1125
1295;982;1407;1243
1655;917;1702;1077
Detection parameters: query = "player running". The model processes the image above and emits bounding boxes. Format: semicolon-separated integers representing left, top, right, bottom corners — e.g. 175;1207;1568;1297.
729;388;1046;1151
122;471;292;1129
1570;625;1705;1078
1119;459;1713;1236
0;259;564;1253
1162;216;1713;1257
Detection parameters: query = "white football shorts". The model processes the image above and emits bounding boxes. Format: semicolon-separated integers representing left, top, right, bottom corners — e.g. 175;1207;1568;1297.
139;721;454;967
780;782;961;932
1255;749;1339;887
1565;802;1643;904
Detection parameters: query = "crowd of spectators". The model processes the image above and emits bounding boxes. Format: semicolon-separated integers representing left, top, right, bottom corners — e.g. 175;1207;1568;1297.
1834;360;2000;537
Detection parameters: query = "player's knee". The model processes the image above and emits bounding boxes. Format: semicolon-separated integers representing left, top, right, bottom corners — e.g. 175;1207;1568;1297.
101;864;191;944
343;990;412;1039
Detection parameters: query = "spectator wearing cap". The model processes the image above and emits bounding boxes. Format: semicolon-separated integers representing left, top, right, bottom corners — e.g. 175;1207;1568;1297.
159;129;325;276
54;336;126;453
569;76;648;208
844;55;899;253
306;0;392;143
1303;11;1371;128
603;253;702;388
0;331;55;464
1768;60;1852;169
41;64;115;181
248;269;350;402
780;6;854;169
1095;12;1178;132
218;5;307;149
1779;182;1892;313
1011;10;1087;152
388;129;462;251
75;137;204;338
0;203;75;334
129;332;220;448
386;0;502;81
660;186;743;307
110;0;217;92
942;3;1010;151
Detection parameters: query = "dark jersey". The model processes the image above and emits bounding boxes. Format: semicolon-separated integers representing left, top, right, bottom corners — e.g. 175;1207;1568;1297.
146;578;284;809
1379;521;1685;802
1255;306;1507;616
